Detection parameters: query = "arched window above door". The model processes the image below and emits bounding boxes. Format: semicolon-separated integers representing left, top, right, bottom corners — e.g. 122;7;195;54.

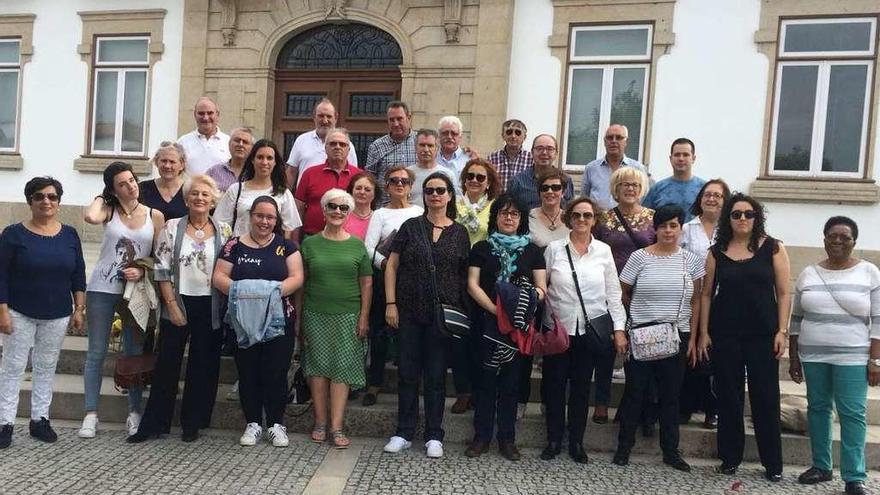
276;23;402;69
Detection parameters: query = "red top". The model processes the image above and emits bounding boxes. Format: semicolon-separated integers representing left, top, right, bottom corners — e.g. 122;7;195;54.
295;161;361;234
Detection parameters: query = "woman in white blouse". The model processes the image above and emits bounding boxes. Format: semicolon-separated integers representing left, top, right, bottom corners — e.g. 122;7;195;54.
540;197;626;463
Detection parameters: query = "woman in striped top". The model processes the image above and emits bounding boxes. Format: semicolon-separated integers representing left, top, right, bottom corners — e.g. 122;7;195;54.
789;216;880;495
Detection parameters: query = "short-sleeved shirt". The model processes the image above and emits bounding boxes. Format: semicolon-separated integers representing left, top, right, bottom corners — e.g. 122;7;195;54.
219;235;298;283
178;129;231;176
594;207;656;273
301;234;372;314
365;132;417;205
488;147;532;192
408;164;460;200
468;241;545;301
580;156;647;210
642;176;706;222
205;161;240;192
294;162;360;234
619;248;705;333
139;179;187;221
507;166;575;210
285;129;358;183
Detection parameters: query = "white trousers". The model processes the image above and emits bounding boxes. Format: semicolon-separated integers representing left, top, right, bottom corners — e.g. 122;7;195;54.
0;309;69;425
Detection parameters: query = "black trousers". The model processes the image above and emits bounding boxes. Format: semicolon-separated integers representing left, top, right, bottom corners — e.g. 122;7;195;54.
617;338;686;456
234;327;294;426
367;269;389;389
448;329;478;396
138;296;222;434
395;318;447;442
712;334;782;473
680;363;717;417
473;314;521;442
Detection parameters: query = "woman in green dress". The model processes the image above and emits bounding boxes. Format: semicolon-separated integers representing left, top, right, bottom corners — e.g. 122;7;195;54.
298;188;373;449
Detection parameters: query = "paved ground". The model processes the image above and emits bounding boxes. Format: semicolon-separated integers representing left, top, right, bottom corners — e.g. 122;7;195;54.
1;421;877;495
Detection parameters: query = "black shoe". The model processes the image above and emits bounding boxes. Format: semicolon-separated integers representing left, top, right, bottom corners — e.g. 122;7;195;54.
678;412;692;425
498;441;521;461
29;417;57;443
464;440;489;458
181;429;199;443
845;481;867;495
569;444;588;464
715;464;738;475
361;392;377;407
703;414;718;430
663;452;691;472
540;442;561;460
612;449;630;466
125;430;156;444
797;466;832;485
641;423;655;438
592;414;609;425
0;424;12;449
348;389;361;400
765;470;783;482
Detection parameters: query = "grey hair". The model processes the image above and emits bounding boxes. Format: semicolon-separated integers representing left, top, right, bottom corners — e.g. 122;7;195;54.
228;126;254;138
438;115;463;134
320;188;354;211
607;123;629;138
182;174;221;204
152;141;187;172
194;96;219;111
325;127;350;141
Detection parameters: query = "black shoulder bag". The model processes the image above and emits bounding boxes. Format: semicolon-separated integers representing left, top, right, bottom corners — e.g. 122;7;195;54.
565;244;614;352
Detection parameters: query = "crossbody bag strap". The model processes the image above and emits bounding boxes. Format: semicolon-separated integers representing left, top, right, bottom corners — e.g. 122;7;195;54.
565;244;590;337
230;179;243;232
811;264;864;322
419;217;441;305
673;251;687;327
613;207;646;249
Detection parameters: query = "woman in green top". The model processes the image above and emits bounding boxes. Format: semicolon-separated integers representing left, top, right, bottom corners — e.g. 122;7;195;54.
298;188;373;449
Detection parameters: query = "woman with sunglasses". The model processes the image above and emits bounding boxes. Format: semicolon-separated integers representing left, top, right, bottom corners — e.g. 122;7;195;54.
0;177;86;448
383;172;470;458
361;166;423;407
698;192;791;481
528;169;572;248
456;158;501;246
299;189;373;448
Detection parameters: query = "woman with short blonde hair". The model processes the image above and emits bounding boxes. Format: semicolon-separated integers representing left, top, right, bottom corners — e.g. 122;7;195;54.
140;141;189;221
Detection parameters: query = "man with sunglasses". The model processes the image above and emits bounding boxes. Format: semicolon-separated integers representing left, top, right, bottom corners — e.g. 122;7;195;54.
507;134;574;209
366;101;418;205
488;119;532;192
407;129;460;200
642;138;706;222
581;124;648;210
295;128;361;237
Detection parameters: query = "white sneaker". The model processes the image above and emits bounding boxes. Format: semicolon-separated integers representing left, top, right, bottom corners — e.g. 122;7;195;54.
226;380;239;401
516;403;527;421
126;412;141;436
239;422;262;446
612;368;626;380
383;435;412;453
267;423;289;447
78;413;98;439
425;439;443;458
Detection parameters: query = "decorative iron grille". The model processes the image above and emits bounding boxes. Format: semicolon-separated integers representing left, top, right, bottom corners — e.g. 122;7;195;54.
277;23;402;69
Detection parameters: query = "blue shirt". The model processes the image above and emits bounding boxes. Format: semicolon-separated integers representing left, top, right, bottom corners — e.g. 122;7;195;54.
642;175;706;222
436;147;469;177
580;156;647;209
507;166;575;210
0;223;87;319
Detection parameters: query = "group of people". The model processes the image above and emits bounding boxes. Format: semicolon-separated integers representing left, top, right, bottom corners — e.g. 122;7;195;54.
0;96;877;495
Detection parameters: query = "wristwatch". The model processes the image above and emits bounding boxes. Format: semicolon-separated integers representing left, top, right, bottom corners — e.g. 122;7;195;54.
869;358;880;367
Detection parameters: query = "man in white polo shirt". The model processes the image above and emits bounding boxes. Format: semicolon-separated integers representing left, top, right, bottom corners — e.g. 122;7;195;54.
177;97;231;176
285;98;358;191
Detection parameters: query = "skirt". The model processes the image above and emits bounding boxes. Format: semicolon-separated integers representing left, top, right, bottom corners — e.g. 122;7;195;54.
301;308;367;388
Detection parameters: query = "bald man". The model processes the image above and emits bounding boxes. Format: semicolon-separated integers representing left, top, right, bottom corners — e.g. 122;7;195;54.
177;97;231;175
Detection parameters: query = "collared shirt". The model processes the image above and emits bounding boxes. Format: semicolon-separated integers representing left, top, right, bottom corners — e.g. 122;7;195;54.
205;161;241;192
507;166;574;210
542;237;627;336
436;147;469;177
178;129;231;176
679;216;715;264
642;175;706;222
285;129;359;183
294;161;361;234
487;147;532;192
365;131;417;205
580;155;647;210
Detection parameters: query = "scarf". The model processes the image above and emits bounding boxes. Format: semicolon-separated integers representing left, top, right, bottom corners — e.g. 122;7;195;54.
457;194;489;234
487;232;530;282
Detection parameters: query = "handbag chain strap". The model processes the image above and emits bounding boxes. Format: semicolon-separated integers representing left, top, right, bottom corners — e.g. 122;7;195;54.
565;243;591;337
810;264;865;322
613;207;647;249
672;250;687;329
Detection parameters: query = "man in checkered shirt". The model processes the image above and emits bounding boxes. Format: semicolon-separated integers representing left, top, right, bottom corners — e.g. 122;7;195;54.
487;119;533;192
366;100;417;205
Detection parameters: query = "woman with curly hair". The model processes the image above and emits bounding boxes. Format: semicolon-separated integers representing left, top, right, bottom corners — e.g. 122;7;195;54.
697;192;791;482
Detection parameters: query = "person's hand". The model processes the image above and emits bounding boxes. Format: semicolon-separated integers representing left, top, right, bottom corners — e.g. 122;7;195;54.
122;267;144;282
868;363;880;387
70;310;85;335
0;310;11;335
385;303;399;330
773;330;788;359
789;358;804;384
356;314;369;339
613;330;628;355
687;337;697;368
168;302;187;327
380;259;387;271
697;333;712;363
463;146;479;159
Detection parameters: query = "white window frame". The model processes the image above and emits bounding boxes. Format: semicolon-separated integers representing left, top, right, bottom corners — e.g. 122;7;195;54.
0;38;21;152
778;17;876;58
569;25;653;63
89;36;150;156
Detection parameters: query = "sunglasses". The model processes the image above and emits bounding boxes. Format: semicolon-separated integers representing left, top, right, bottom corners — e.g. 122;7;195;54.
539;184;563;192
504;128;523;136
424;187;448;196
466;172;487;183
730;210;756;220
570;211;595;221
386;177;412;187
325;202;350;212
31;192;60;202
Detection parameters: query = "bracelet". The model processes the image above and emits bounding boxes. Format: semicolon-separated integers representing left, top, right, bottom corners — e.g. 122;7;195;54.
74;305;86;312
386;302;396;306
164;299;177;305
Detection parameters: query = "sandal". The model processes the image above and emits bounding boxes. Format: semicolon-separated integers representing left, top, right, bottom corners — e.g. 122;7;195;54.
331;430;350;449
310;425;327;443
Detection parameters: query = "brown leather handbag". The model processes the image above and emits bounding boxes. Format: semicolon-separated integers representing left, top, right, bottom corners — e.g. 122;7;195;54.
114;353;157;391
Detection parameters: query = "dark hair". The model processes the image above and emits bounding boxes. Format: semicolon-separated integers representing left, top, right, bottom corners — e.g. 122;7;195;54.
459;158;501;201
488;193;529;236
240;139;286;196
670;137;695;155
383;165;416;187
715;192;769;253
536;168;569;189
249;195;284;236
387;100;410;115
652;204;685;230
421;171;457;220
101;161;137;208
502;119;527;132
346;172;380;211
690;178;731;217
823;215;859;241
562;197;601;229
24;176;63;204
531;133;558;150
416;128;439;140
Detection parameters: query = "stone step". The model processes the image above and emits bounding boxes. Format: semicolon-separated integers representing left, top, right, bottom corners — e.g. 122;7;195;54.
16;374;880;467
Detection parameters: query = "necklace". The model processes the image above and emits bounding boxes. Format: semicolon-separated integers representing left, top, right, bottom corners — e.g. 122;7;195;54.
188;218;210;239
352;209;372;220
252;233;274;248
119;202;140;219
542;207;561;231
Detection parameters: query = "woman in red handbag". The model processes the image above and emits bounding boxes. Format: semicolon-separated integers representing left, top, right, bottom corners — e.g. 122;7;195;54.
611;204;705;471
463;193;546;461
540;197;626;463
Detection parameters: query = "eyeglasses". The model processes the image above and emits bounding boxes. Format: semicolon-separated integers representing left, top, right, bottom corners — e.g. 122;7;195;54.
466;172;487;183
604;134;627;141
533;146;556;154
617;182;641;190
825;233;854;243
325;202;351;213
424;187;448;196
498;210;521;219
702;192;724;200
440;130;460;137
504;128;523;137
730;210;756;220
252;213;277;222
31;192;60;202
569;211;595;221
539;184;563;192
386;177;412;187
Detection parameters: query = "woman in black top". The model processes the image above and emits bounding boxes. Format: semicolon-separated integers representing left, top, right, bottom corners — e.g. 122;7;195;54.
697;193;791;481
464;194;546;461
383;172;470;459
139;141;188;221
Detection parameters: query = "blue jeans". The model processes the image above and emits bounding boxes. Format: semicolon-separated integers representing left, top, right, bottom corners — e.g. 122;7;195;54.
83;291;143;413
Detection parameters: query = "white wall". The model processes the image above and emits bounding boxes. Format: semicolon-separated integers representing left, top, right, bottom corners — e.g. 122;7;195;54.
0;0;183;206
